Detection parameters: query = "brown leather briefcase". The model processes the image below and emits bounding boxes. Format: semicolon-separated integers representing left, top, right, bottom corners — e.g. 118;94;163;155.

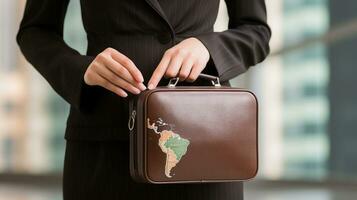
127;73;258;184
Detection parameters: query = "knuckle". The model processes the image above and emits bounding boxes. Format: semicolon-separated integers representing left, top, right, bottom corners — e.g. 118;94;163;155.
165;70;176;78
187;74;196;82
93;65;102;73
151;74;159;81
178;72;189;79
87;62;99;73
116;66;125;75
84;73;93;85
165;49;173;56
120;81;130;89
176;48;187;56
88;62;95;70
108;72;117;82
185;53;192;60
121;58;131;67
86;70;95;79
85;67;93;75
172;49;180;57
93;62;103;70
90;61;98;68
97;53;107;61
84;71;98;85
186;51;193;57
105;47;114;53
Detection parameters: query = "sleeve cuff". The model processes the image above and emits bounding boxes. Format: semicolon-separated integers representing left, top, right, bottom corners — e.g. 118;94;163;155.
71;55;100;113
194;33;246;82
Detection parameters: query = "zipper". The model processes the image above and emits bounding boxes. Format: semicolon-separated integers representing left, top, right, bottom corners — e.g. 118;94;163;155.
128;95;138;180
128;96;137;133
128;109;136;132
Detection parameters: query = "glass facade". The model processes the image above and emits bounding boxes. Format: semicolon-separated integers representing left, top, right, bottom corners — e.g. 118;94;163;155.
0;0;86;173
281;0;329;179
1;0;357;183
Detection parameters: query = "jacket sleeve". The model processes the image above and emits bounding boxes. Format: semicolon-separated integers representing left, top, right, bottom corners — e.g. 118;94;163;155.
194;0;271;82
16;0;97;113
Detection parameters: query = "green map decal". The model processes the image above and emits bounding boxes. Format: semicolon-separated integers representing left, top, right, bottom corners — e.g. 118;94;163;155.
147;117;190;178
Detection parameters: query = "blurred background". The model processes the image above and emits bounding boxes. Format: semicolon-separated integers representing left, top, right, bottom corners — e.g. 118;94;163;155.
1;0;356;199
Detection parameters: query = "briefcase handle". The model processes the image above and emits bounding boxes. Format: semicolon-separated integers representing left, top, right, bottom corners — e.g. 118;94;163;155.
167;73;221;87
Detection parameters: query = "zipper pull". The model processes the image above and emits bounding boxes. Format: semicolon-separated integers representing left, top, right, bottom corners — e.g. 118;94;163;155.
128;109;136;132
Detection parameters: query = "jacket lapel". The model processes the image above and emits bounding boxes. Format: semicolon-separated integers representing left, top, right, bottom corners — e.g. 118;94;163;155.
145;0;175;33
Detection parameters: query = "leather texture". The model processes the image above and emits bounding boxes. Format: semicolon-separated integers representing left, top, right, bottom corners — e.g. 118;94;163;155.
129;84;258;184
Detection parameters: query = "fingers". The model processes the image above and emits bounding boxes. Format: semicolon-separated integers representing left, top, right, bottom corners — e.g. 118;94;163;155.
95;62;142;95
147;51;171;89
108;48;144;83
178;56;194;81
84;47;147;97
164;51;184;79
185;62;202;82
93;72;129;97
147;37;211;89
147;50;202;88
102;55;146;91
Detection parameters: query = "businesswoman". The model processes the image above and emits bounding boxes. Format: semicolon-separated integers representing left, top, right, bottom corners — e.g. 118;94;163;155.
16;0;271;199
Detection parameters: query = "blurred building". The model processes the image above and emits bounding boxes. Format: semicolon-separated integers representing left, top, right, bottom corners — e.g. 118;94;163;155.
0;0;86;173
0;0;356;184
328;0;357;180
254;0;329;180
280;0;329;179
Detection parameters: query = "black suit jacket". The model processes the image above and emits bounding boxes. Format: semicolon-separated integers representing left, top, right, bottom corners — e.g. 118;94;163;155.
16;0;271;141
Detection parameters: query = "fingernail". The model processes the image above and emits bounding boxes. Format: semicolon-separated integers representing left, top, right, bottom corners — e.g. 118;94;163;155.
138;75;144;82
134;88;141;94
138;83;147;91
122;92;128;97
148;83;154;90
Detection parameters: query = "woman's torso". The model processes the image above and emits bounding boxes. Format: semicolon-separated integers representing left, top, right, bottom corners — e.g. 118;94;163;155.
65;0;230;141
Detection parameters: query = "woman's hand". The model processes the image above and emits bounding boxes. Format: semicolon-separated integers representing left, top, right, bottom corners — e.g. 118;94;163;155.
147;37;210;89
84;48;147;97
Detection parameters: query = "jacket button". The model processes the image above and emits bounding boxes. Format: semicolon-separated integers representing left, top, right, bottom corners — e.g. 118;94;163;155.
157;33;172;44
